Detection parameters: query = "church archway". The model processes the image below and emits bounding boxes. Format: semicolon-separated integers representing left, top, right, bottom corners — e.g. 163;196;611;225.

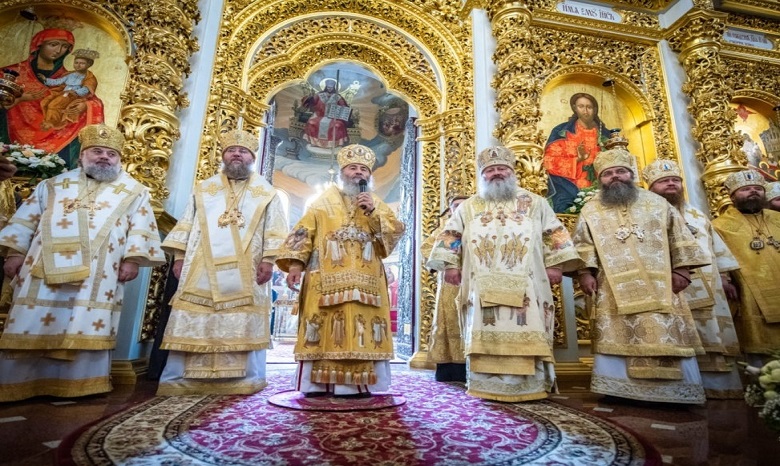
200;2;477;361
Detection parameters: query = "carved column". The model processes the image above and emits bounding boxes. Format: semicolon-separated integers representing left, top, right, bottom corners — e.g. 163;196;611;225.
486;1;547;195
113;0;200;345
115;0;199;211
668;9;747;215
442;109;476;198
410;116;442;369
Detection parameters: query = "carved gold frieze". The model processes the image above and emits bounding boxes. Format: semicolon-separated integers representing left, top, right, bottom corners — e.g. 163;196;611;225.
727;12;780;33
668;9;748;215
720;1;780;21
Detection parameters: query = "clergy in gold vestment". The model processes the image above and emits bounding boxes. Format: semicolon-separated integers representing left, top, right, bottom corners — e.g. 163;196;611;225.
712;170;780;364
644;159;743;399
427;147;580;402
157;130;288;396
277;144;405;396
420;194;468;382
0;124;165;402
574;148;709;404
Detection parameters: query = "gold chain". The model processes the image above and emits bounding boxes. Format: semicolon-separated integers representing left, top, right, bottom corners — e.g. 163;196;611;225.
217;178;249;228
64;178;103;217
744;212;780;252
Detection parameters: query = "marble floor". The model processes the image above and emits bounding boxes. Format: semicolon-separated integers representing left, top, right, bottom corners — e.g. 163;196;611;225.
2;364;779;465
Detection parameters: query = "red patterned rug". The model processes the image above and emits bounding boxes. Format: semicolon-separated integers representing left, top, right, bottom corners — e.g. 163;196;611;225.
268;390;406;411
60;371;660;465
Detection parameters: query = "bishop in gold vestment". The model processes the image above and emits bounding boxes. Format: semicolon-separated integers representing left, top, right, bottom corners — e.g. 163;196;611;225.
574;149;709;404
712;170;780;364
428;147;580;402
0;124;164;402
277;145;404;396
157;130;288;395
644;159;742;399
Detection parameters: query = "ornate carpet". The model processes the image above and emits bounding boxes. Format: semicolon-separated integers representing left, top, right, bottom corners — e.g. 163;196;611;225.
61;371;660;465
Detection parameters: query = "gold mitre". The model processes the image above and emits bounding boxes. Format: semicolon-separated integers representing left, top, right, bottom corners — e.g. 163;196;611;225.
477;146;515;173
78;124;124;153
724;169;766;194
593;148;636;176
219;129;259;157
337;144;376;171
766;181;780;201
642;158;682;187
72;48;99;61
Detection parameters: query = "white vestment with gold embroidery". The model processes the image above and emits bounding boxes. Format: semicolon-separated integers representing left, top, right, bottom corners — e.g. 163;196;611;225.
157;173;288;395
427;190;580;402
682;204;743;399
0;168;164;402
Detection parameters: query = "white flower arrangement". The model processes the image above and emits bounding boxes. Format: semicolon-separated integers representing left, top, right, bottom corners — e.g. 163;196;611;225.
1;142;68;181
566;185;600;214
743;353;780;435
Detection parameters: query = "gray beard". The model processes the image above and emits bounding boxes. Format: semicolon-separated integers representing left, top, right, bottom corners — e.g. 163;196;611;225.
478;173;518;202
338;173;373;196
600;180;638;207
84;163;120;182
734;197;766;214
223;161;252;180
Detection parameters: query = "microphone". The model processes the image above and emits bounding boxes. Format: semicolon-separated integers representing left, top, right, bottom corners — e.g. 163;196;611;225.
358;179;368;209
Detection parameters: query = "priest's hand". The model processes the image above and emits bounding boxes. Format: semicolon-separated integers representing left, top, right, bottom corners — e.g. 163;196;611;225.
578;271;597;296
172;259;183;279
671;267;691;294
256;262;273;285
357;192;374;213
286;262;304;292
721;273;739;301
0;155;17;181
546;267;562;285
3;255;23;279
444;268;461;286
118;260;139;282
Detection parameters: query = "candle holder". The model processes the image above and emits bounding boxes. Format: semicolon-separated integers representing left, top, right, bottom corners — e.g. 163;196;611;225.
0;68;23;108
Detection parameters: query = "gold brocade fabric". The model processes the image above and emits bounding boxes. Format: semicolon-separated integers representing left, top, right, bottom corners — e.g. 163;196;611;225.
421;226;464;364
575;190;708;315
276;186;403;383
712;207;780;354
277;186;405;309
574;191;708;379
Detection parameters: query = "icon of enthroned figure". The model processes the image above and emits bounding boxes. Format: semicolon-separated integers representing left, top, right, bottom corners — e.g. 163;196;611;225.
301;78;353;153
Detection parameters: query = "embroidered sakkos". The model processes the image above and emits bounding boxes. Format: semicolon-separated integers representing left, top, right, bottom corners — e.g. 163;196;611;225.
427;190;580;402
276;185;404;388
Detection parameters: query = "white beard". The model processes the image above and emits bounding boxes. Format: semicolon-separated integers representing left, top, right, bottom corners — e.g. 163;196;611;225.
478;173;518;202
83;162;121;182
339;173;374;196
